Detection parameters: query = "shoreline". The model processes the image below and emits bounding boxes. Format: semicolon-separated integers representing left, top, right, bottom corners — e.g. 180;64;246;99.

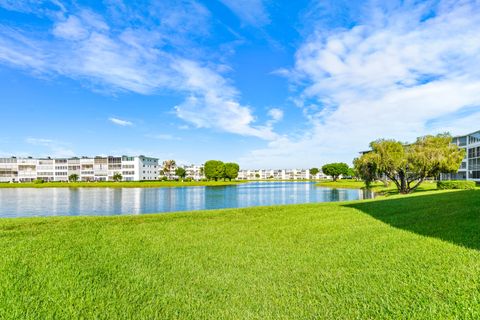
0;180;247;189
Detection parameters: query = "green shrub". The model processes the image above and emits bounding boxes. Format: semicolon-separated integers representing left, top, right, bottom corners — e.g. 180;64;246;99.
437;180;476;190
33;179;44;184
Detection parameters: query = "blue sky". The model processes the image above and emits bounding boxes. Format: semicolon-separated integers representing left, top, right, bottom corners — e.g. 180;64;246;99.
1;0;480;168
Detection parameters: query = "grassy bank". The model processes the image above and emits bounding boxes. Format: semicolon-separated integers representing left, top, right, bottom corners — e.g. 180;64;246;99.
316;179;439;194
1;190;480;318
0;180;246;188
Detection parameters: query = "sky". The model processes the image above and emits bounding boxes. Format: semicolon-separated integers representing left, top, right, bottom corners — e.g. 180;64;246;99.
1;0;480;169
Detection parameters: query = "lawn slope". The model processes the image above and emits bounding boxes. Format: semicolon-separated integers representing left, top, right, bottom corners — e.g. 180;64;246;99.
0;190;479;319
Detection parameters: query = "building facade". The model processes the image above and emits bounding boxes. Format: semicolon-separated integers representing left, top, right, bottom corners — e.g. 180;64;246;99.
183;164;204;180
237;169;327;180
441;130;480;181
0;155;159;182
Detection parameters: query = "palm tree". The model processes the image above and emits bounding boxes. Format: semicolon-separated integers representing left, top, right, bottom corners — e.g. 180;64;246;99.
112;172;122;182
162;160;176;180
68;174;79;182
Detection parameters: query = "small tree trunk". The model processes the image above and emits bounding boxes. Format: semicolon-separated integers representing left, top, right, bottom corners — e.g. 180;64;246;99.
398;171;408;194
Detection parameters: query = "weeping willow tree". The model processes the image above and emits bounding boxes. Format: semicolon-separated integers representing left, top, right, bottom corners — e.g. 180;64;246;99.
354;133;465;194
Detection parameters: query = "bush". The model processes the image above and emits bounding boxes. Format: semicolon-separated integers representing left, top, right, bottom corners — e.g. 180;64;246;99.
33;179;44;184
437;180;476;190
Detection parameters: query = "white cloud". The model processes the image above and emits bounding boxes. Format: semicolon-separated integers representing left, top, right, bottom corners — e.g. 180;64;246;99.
241;0;480;168
0;4;276;140
53;15;89;40
267;108;283;122
173;59;278;140
219;0;270;27
145;133;180;141
109;117;133;126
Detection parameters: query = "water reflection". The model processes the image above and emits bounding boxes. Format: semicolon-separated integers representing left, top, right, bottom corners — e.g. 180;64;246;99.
0;182;373;218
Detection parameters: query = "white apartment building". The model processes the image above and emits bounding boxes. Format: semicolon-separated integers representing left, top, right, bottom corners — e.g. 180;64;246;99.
237;169;327;180
183;164;204;180
441;130;480;181
0;155;159;183
159;163;205;180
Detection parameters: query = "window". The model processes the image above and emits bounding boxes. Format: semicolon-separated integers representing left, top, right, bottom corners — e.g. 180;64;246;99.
468;147;480;159
470;171;480;179
469;132;480;144
0;158;17;164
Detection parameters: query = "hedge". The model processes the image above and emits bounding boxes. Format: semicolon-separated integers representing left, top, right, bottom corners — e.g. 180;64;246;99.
437;180;476;190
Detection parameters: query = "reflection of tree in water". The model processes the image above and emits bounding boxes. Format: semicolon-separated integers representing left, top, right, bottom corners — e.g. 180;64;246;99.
204;186;238;210
329;188;340;202
360;189;375;200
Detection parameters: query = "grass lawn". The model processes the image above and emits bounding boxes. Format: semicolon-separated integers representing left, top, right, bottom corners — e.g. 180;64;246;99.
0;180;245;189
316;179;439;194
1;190;480;319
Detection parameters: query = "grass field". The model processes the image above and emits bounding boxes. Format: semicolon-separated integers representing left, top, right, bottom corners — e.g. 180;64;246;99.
1;190;479;319
0;180;245;188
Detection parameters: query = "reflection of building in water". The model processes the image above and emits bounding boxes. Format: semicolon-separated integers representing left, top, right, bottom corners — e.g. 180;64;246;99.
0;182;370;217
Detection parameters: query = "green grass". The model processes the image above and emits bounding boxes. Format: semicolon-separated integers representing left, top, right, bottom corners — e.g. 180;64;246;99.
316;179;386;189
1;190;480;318
0;180;245;188
316;179;439;195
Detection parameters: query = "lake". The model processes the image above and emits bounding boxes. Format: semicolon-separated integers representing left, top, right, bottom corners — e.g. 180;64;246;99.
0;182;373;218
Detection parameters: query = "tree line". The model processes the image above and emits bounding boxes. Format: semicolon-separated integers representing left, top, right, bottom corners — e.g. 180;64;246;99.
309;163;355;181
204;160;240;181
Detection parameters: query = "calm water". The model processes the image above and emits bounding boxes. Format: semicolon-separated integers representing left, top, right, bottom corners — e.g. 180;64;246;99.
0;182;373;218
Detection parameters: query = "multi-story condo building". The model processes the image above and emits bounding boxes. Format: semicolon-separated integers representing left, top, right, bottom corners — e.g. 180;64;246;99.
183;164;204;180
237;169;327;180
441;130;480;181
159;162;205;180
0;155;159;183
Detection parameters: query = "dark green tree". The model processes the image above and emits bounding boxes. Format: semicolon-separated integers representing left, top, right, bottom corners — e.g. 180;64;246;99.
321;163;350;181
112;172;123;182
224;163;240;181
346;167;356;178
175;167;186;180
309;167;319;179
68;174;79;182
204;160;225;181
